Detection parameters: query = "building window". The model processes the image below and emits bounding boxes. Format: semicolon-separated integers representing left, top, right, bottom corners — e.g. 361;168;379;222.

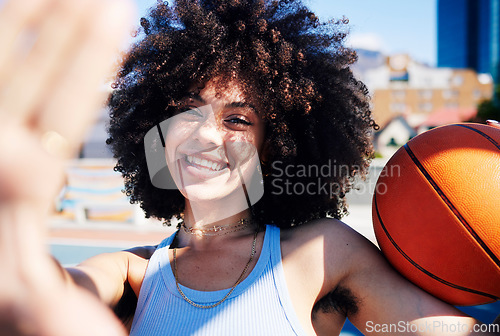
419;90;433;100
473;89;482;100
391;90;406;100
442;90;459;99
451;75;464;86
390;103;407;113
390;72;409;82
418;102;433;112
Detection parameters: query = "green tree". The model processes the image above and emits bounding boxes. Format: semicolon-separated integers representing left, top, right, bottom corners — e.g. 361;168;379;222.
475;85;500;122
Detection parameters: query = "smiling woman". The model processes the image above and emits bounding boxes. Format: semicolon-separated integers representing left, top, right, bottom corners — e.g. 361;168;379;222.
107;0;376;228
159;80;265;223
141;78;266;225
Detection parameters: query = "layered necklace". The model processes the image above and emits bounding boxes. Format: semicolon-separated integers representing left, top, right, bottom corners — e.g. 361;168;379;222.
173;220;258;309
180;218;252;236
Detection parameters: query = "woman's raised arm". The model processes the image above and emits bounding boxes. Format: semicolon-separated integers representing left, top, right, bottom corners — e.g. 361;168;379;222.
0;0;133;335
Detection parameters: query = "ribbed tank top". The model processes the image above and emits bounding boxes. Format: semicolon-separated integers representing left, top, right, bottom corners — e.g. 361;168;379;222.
130;225;307;335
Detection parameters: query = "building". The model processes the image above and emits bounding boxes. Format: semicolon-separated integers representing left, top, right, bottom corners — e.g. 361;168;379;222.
351;48;386;81
373;116;417;158
438;0;500;84
363;54;493;128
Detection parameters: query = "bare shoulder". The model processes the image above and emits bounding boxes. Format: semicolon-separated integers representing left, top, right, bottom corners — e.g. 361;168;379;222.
280;218;380;273
279;218;380;297
123;245;157;260
121;245;157;295
77;244;157;272
280;217;375;247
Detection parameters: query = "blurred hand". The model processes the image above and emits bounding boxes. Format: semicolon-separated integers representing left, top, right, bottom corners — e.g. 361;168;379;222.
0;0;133;334
486;120;500;130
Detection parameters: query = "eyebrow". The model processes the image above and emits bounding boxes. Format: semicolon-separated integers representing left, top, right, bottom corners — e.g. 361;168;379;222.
187;94;257;113
227;101;257;112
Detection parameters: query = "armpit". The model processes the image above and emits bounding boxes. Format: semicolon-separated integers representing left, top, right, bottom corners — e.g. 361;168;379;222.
113;281;137;331
312;286;360;317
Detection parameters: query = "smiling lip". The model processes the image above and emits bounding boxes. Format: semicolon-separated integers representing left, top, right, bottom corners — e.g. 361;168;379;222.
184;154;229;173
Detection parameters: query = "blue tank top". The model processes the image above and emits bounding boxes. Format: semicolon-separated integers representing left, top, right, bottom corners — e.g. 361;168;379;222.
130;225;307;335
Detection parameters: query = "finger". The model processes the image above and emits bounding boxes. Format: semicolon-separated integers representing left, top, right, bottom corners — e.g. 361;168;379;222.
0;0;52;79
37;0;134;152
0;124;66;207
486;119;500;129
0;203;48;273
0;0;93;124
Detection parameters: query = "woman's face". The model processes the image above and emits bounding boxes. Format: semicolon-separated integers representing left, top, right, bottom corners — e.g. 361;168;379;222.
163;79;266;205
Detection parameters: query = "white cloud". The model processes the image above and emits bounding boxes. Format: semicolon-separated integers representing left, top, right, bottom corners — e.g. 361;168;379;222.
347;32;386;52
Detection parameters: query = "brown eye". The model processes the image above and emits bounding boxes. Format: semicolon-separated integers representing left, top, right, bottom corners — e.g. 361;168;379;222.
224;115;253;126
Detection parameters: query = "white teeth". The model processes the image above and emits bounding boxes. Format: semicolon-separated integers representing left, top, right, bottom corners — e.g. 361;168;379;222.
212;162;223;171
186;155;225;172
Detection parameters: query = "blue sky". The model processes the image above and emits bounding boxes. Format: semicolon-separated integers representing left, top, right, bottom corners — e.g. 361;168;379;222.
133;0;437;66
306;0;437;65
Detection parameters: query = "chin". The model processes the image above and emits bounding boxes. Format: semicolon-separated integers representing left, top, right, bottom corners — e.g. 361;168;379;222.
182;182;253;218
181;180;240;202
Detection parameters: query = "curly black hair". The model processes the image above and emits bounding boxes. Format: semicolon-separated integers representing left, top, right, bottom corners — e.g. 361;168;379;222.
107;0;377;228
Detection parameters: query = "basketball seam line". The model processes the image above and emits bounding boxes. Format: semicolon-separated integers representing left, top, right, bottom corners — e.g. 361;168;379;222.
403;143;500;268
373;193;498;301
454;124;500;151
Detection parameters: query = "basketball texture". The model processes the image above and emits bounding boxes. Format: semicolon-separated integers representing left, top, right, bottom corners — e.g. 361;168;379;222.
372;123;500;306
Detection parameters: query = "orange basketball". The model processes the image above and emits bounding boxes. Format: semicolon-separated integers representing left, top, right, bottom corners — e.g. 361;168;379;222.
372;123;500;306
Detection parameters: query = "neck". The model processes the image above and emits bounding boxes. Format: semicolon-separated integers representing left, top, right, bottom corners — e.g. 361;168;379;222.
183;191;251;223
176;203;256;249
183;197;254;227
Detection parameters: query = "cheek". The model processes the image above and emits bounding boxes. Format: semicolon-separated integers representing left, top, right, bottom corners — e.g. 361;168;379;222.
224;135;260;168
164;125;186;161
227;143;255;165
251;133;266;161
164;137;177;166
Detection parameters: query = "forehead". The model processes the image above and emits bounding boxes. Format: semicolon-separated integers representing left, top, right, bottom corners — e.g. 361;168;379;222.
187;78;249;104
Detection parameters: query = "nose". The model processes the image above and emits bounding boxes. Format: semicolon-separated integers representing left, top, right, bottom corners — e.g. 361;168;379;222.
192;111;224;147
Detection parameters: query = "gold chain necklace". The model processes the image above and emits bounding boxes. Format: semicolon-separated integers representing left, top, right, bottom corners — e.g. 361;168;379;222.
173;230;258;309
180;218;252;236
